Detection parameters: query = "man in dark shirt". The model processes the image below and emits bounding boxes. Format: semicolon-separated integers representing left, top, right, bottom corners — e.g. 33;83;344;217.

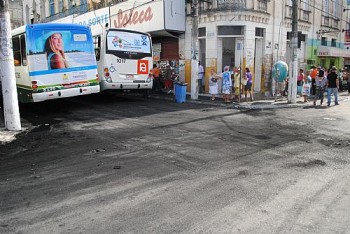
326;67;339;106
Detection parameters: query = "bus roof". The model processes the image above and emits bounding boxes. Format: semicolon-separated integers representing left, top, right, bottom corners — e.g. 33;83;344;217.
12;23;91;36
92;27;151;37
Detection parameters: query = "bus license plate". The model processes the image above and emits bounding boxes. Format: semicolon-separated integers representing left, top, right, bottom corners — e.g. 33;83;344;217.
126;74;134;79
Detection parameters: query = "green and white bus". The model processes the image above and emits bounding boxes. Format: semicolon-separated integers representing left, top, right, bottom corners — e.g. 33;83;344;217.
11;23;100;103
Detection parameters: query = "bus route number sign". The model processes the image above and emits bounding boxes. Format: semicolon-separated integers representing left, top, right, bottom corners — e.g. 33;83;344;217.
137;60;149;75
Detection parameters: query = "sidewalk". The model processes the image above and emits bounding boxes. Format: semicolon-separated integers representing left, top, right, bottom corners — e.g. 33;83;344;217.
150;91;319;109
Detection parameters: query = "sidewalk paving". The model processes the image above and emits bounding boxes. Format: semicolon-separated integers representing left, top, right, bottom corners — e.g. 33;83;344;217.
1;91;349;145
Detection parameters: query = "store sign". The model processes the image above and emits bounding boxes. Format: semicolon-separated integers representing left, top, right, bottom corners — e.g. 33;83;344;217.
112;7;153;28
110;0;164;32
318;52;329;56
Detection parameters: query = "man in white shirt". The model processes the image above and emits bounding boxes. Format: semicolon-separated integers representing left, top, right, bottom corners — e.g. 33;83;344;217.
198;61;204;93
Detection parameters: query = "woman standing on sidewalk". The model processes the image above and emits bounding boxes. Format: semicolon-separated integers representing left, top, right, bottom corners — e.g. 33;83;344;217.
208;69;220;101
219;66;232;103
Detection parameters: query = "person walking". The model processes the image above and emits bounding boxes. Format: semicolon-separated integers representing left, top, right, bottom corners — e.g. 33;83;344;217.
313;72;327;106
198;61;204;93
326;66;339;106
244;67;253;102
309;65;318;95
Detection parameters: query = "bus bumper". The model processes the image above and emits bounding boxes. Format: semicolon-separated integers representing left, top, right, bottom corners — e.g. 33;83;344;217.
32;85;100;102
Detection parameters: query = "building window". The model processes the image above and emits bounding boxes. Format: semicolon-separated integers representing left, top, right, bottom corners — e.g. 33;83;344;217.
49;0;55;16
333;0;339;19
59;0;63;12
217;0;246;10
323;16;329;26
255;28;264;37
321;37;327;46
198;27;206;37
331;39;336;47
324;0;329;16
218;26;243;36
257;0;267;12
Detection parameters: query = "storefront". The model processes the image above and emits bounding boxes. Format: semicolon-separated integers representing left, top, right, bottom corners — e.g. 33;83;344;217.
317;46;350;69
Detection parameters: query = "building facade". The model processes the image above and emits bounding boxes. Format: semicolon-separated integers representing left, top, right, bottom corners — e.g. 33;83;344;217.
9;0;22;28
183;0;350;95
17;0;350;95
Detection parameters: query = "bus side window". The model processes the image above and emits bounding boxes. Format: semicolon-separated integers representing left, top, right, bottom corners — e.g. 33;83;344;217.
12;36;21;66
94;36;101;61
20;35;27;66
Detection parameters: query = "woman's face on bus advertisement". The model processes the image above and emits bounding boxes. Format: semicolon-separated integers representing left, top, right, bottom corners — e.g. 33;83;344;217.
51;33;63;51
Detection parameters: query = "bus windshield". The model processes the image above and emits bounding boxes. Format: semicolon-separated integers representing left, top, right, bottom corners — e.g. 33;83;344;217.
106;29;151;60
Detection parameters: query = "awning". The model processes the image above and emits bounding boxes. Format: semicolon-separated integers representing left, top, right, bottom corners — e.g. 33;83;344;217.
318;46;350;58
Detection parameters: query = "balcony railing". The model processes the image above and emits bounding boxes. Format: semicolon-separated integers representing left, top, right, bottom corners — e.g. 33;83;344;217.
198;0;269;14
43;0;128;23
217;0;246;10
43;3;88;22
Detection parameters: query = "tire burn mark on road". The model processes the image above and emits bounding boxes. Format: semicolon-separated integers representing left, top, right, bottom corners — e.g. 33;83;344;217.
285;159;326;169
317;138;350;148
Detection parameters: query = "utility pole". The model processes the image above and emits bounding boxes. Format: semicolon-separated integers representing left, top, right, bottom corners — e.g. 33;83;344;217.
288;0;298;104
190;0;199;100
0;0;21;131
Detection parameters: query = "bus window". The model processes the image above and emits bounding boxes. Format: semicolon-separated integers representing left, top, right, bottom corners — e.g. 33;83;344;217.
12;36;21;66
93;36;101;61
20;35;27;66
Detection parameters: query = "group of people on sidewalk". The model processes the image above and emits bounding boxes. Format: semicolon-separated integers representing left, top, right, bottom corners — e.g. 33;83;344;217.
207;65;253;103
150;64;178;94
297;65;348;106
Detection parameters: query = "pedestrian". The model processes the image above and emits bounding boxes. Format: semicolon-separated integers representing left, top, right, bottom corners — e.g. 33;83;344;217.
233;67;241;102
313;72;327;106
302;76;311;102
151;64;161;92
208;69;220;101
164;64;173;94
217;66;232;103
244;67;253;102
297;69;305;94
198;61;204;93
347;70;350;99
309;65;318;95
326;66;339;106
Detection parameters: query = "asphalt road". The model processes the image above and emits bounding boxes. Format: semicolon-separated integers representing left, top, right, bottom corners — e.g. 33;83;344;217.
1;93;350;234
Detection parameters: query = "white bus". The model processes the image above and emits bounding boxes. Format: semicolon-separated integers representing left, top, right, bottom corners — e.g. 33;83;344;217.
92;27;153;94
11;23;100;103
